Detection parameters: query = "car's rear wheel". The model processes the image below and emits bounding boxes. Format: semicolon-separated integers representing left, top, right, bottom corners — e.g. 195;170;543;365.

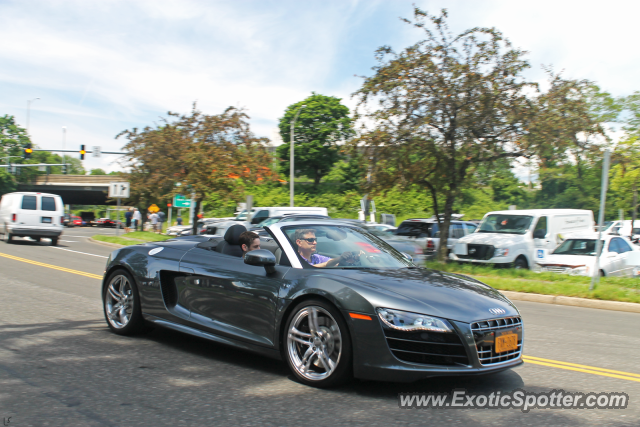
103;269;145;335
34;237;41;242
284;299;352;388
50;237;58;246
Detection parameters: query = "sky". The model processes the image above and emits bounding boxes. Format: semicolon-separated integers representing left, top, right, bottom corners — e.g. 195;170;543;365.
1;0;639;173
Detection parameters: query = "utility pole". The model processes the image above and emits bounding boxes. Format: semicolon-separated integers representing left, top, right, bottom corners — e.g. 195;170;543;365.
26;98;40;134
290;104;306;207
591;149;611;291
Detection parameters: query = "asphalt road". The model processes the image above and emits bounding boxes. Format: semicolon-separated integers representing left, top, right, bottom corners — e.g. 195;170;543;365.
0;227;639;426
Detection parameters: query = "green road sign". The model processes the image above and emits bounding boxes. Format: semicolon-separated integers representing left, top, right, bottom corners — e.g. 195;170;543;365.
173;195;192;208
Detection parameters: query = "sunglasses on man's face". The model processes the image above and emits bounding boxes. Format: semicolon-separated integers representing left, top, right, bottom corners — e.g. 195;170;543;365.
300;237;317;243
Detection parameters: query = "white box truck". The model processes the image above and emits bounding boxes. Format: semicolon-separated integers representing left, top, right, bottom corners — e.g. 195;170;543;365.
451;209;594;269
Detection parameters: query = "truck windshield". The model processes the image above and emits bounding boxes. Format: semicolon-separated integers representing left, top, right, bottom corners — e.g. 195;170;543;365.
478;214;533;234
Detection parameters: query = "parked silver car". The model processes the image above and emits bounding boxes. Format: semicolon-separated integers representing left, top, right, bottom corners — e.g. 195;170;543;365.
395;217;478;258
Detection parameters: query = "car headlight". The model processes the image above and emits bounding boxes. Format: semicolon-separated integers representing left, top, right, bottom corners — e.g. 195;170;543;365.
569;266;589;276
376;308;452;333
494;248;509;257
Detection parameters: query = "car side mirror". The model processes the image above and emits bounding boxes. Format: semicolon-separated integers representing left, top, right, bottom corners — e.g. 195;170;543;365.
533;229;546;239
244;249;277;274
251;217;263;225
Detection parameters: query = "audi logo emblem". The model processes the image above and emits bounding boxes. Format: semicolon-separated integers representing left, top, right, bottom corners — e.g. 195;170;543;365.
489;308;506;315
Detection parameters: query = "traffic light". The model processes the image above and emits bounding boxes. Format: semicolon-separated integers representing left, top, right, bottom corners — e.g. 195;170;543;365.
79;145;86;160
62;164;68;175
23;143;33;159
167;203;172;207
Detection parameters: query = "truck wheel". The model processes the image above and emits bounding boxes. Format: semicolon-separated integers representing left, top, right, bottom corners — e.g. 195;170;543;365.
514;257;528;270
6;233;13;243
34;237;41;242
50;237;58;246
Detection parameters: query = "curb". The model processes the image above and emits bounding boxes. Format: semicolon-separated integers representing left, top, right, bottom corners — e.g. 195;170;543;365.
501;290;640;314
88;237;125;249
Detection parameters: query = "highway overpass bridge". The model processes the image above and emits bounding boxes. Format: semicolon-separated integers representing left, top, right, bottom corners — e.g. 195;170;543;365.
17;175;128;205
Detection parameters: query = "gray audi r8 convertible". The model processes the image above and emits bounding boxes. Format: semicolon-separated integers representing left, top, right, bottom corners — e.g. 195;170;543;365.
101;221;523;387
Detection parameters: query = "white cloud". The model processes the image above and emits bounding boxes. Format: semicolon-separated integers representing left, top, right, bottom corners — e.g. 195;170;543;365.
1;0;638;174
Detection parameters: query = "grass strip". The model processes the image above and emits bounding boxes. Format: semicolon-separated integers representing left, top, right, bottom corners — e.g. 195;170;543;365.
426;261;640;304
93;232;174;246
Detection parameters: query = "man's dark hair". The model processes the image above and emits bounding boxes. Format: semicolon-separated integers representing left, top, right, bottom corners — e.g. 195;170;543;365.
239;231;259;251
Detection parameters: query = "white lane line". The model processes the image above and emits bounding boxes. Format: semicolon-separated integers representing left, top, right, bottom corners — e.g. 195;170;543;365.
61;240;78;243
49;246;109;258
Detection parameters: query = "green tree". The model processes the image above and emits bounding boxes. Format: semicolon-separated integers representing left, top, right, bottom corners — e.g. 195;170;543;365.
119;104;278;233
610;137;640;225
354;8;536;261
90;168;107;175
277;93;354;186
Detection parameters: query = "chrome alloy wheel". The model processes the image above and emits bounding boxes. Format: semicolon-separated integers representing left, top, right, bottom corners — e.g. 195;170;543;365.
105;274;135;329
286;306;342;381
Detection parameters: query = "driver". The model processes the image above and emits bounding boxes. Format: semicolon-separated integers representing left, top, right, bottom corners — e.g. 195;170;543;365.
295;228;361;268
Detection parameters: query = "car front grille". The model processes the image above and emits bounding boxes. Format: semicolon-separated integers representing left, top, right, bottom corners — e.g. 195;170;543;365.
383;329;469;366
542;266;569;273
457;244;495;260
471;316;523;365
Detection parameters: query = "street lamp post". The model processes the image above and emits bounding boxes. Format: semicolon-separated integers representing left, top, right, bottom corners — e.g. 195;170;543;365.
26;98;40;133
290;104;306;207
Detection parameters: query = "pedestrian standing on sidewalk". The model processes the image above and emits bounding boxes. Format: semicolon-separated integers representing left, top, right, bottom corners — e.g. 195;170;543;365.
124;208;133;233
132;208;141;231
157;211;166;234
149;212;159;233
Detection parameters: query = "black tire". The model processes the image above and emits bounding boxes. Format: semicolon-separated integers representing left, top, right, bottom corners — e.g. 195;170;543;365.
103;269;146;335
514;257;528;270
600;270;606;277
283;298;352;388
6;233;13;243
34;237;41;242
50;237;58;246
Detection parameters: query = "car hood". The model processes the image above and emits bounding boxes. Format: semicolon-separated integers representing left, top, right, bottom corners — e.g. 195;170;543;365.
325;267;518;323
538;254;595;267
459;232;525;247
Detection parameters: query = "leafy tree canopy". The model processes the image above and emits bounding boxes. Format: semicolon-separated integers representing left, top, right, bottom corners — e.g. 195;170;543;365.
277;92;354;186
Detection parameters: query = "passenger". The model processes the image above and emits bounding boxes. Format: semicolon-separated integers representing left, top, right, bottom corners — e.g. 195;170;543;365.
294;228;360;267
239;231;261;258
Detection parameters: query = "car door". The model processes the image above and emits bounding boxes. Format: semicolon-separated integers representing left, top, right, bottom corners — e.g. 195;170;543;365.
179;247;290;347
532;216;554;257
448;223;465;251
39;195;59;229
604;239;624;276
17;194;39;228
614;238;634;276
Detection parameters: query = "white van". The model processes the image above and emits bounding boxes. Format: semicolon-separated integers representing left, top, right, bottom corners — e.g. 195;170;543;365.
451;209;594;269
237;207;329;226
0;192;64;245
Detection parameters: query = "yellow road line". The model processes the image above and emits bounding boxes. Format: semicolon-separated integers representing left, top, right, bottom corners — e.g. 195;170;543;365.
524;355;640;378
523;356;640;383
0;252;103;280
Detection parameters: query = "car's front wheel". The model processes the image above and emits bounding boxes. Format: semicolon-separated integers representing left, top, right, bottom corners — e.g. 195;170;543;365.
103;269;145;335
284;299;352;388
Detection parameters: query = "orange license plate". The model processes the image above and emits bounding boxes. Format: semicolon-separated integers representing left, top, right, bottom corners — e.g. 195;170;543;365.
495;333;518;353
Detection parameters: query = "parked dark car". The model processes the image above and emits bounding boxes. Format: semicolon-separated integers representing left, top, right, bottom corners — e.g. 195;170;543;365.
102;220;523;387
80;211;96;227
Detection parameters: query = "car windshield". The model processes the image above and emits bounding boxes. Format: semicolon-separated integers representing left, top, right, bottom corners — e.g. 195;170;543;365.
235;210;249;221
600;221;614;232
282;225;413;269
258;217;282;227
478;214;533;234
553;239;603;256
